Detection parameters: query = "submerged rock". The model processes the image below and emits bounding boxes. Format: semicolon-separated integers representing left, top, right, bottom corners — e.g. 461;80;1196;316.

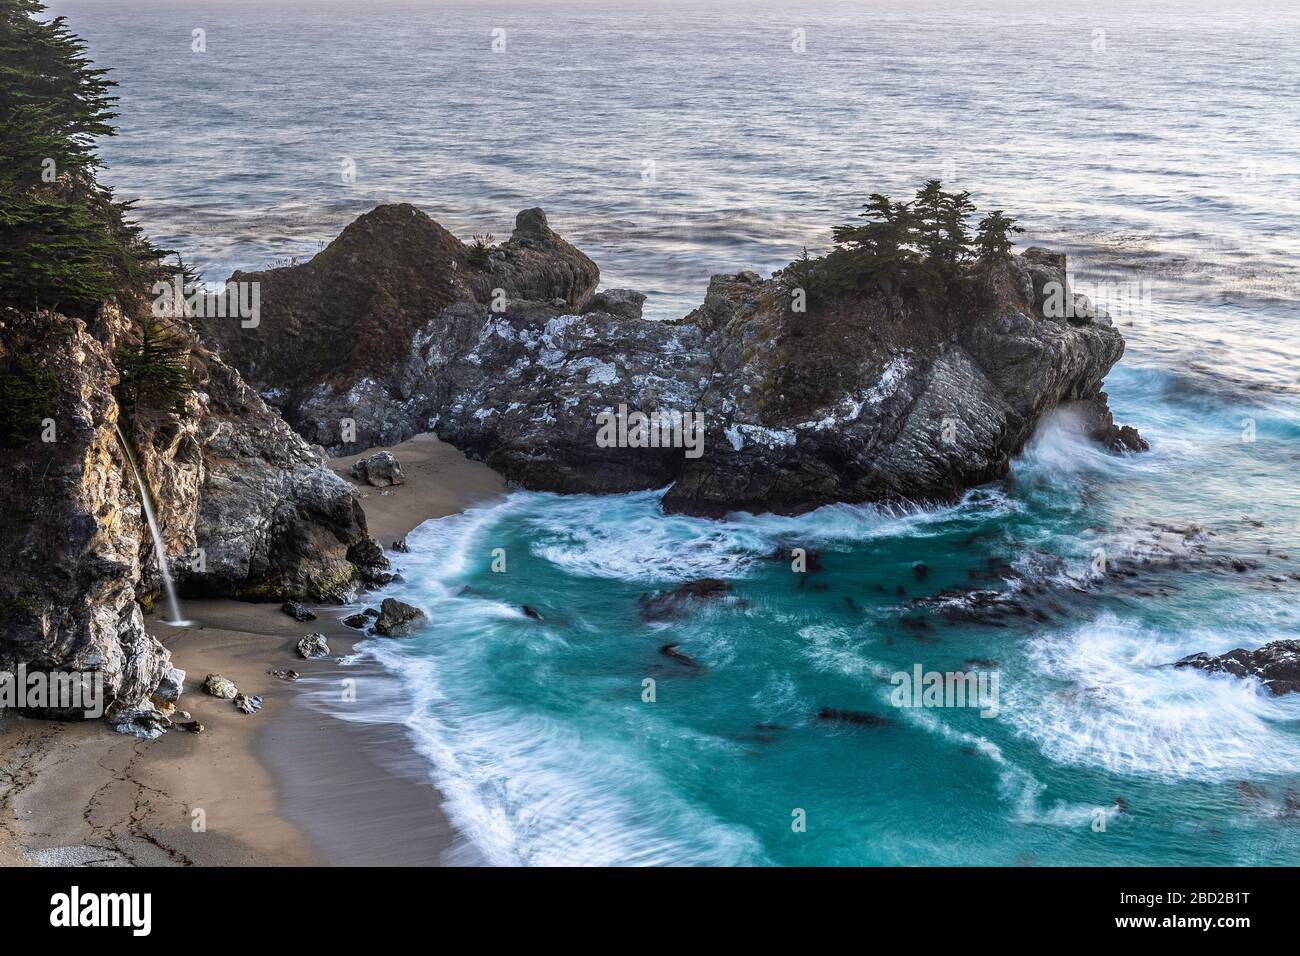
1174;641;1300;696
372;597;427;637
638;579;734;621
203;674;238;699
349;451;405;487
659;643;701;668
817;707;891;727
295;633;330;659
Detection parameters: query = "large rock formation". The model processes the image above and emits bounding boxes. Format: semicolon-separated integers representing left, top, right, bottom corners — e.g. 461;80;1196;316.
0;309;173;736
199;204;599;452
0;301;388;735
206;205;1143;517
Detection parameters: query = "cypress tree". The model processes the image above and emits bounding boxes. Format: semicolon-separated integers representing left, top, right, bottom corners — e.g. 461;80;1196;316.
0;0;171;316
974;210;1023;266
114;316;192;417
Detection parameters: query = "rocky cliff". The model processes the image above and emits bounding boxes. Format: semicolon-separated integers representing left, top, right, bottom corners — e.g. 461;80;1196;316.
0;303;388;736
206;205;1144;517
199;204;599;452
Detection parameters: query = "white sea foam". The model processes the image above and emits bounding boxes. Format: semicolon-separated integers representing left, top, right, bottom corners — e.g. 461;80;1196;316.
366;644;768;866
1005;613;1300;781
524;487;1015;583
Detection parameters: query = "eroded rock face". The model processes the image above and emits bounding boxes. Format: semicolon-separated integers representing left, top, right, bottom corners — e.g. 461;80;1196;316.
209;205;1142;518
1175;641;1300;696
182;347;390;601
0;310;173;734
0;297;388;734
200;204;599;453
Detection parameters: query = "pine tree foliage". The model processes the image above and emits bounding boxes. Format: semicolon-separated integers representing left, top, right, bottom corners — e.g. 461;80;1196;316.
781;182;1024;304
0;0;172;315
113;315;192;417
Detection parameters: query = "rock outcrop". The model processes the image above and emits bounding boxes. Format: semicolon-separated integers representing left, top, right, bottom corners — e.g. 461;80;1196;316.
0;297;389;734
1175;641;1300;695
199;204;599;453
204;204;1143;517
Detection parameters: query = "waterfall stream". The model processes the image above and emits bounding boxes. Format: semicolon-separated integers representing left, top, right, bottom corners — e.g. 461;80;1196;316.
115;423;189;627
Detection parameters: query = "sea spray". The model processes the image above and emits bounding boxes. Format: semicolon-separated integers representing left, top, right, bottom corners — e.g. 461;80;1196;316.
115;423;189;627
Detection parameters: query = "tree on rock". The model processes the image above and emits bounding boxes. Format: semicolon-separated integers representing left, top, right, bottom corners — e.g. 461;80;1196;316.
828;193;920;295
974;210;1023;266
114;316;192;416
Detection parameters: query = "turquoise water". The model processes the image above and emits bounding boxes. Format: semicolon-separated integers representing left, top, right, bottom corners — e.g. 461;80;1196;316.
364;367;1300;865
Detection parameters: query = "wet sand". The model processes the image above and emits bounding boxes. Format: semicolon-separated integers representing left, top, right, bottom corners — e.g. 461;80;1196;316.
0;433;505;866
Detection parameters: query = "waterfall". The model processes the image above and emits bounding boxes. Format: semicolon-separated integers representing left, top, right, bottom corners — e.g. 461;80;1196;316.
115;423;190;627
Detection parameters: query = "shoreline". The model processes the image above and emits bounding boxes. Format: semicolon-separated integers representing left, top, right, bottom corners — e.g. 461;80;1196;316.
0;433;506;867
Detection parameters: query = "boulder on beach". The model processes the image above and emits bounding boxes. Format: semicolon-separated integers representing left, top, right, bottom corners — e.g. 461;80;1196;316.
233;693;263;715
349;451;406;487
342;613;370;629
372;597;428;637
295;633;330;659
281;601;317;622
155;665;186;703
204;674;238;699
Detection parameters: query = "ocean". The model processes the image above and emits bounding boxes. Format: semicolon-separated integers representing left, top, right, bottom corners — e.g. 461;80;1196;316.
55;0;1300;864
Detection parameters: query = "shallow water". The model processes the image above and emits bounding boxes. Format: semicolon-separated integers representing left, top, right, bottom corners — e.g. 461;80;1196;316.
56;0;1300;864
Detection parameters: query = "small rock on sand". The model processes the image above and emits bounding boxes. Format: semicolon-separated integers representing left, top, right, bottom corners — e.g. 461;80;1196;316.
203;674;237;699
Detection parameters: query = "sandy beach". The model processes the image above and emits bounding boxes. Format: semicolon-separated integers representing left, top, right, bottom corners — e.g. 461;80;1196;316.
0;433;506;867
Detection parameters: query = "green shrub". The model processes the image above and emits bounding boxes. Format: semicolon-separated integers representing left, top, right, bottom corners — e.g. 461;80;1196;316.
0;352;58;447
466;234;495;270
114;316;192;416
